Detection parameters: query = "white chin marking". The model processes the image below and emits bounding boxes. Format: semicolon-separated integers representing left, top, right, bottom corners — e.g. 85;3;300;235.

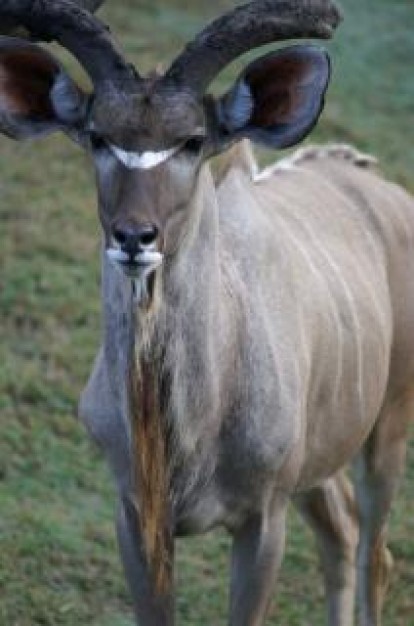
106;248;130;263
109;143;181;170
106;247;164;278
135;250;163;267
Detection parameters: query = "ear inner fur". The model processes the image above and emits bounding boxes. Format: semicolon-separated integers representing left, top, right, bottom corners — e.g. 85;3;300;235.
0;48;57;118
214;46;331;150
246;48;329;128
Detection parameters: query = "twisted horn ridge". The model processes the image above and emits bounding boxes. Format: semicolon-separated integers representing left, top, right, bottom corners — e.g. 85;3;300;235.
0;0;136;85
0;0;104;46
166;0;342;94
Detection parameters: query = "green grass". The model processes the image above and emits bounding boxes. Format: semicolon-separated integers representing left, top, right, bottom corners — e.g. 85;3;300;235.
1;0;413;624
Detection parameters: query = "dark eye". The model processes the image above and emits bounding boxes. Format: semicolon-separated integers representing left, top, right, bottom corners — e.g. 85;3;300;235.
89;132;108;152
183;135;205;155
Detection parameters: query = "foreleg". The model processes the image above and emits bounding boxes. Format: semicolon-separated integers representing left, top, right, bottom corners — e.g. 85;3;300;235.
295;472;358;626
116;496;174;626
228;494;288;626
353;398;410;626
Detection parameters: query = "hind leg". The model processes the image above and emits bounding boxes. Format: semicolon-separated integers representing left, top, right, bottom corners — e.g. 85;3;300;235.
353;398;411;626
295;471;358;626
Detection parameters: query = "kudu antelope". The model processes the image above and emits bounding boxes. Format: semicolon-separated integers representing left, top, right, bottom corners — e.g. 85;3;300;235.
0;1;413;624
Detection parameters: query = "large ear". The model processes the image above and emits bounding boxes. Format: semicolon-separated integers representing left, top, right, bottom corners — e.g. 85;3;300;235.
211;45;331;151
0;37;88;140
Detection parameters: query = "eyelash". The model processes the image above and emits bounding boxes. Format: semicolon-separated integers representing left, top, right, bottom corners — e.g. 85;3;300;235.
89;132;108;152
88;132;206;158
182;135;205;155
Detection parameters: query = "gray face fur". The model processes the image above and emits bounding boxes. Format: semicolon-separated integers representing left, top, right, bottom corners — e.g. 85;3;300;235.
82;44;332;300
87;80;208;291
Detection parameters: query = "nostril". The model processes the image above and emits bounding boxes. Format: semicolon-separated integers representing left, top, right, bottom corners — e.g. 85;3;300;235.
139;225;159;248
113;228;127;246
112;223;159;256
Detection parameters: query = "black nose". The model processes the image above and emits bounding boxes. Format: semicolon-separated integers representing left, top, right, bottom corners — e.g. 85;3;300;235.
113;222;159;257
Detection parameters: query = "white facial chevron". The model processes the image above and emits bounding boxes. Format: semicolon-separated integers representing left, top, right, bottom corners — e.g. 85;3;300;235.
109;143;181;170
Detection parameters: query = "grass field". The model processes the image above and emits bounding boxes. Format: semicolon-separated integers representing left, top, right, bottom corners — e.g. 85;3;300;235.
1;0;413;624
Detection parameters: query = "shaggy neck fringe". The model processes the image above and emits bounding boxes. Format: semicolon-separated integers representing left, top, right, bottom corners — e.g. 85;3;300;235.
128;302;172;595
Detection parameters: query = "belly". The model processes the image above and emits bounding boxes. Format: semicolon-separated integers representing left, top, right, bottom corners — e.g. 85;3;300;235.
296;353;390;491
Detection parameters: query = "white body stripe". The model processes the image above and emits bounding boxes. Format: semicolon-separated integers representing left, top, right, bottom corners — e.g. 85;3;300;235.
110;143;181;170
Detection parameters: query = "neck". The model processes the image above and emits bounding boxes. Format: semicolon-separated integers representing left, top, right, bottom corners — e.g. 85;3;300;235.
152;164;224;446
100;164;226;589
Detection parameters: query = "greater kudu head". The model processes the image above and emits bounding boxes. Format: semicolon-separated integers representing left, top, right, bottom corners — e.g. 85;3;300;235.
0;0;341;301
